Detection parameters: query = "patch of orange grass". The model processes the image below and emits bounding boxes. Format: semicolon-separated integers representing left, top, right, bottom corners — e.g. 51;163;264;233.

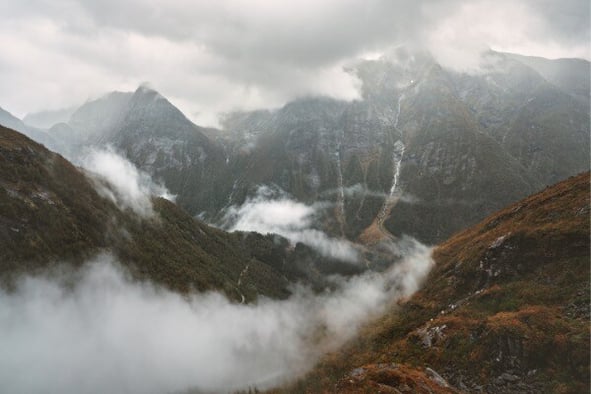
486;305;561;332
358;219;387;244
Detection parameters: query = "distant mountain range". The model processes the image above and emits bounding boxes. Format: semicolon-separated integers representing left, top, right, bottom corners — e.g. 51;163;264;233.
2;50;589;245
0;47;589;392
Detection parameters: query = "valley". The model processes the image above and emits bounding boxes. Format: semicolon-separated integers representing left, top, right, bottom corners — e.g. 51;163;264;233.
0;34;589;394
287;171;590;393
5;50;587;247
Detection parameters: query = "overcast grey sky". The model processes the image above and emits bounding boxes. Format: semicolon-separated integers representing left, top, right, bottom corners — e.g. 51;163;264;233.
1;0;589;126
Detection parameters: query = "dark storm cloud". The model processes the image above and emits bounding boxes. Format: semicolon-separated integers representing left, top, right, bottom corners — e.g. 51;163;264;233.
0;0;588;126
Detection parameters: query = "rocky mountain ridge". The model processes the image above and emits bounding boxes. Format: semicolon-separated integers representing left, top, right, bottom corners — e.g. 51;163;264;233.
219;50;588;243
281;171;590;393
3;50;589;246
0;125;339;302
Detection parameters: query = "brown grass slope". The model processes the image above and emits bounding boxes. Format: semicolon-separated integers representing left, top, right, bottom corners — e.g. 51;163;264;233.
0;125;295;301
285;172;590;393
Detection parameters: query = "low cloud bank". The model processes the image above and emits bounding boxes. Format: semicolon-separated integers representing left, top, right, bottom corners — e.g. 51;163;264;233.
79;147;175;217
322;183;421;204
222;187;360;263
0;240;432;393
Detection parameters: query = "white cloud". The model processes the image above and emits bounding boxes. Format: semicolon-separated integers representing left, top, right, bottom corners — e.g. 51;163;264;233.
222;187;360;262
79;147;174;217
0;0;588;124
424;0;590;73
0;244;432;393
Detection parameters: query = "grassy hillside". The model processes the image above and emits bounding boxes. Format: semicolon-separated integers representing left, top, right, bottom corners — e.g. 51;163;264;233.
284;172;589;393
0;125;298;301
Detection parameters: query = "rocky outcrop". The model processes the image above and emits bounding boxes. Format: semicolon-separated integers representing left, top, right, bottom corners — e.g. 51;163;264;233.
219;50;588;244
286;172;590;393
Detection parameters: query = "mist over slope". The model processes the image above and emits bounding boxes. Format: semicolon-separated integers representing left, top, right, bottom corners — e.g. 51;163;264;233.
0;125;295;300
11;50;588;246
0;2;588;393
0;242;432;394
221;186;361;263
63;86;229;215
218;50;589;243
290;172;590;393
0;126;439;393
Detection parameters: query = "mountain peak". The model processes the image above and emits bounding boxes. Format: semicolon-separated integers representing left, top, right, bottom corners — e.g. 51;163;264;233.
122;85;199;136
133;84;164;100
0;106;25;131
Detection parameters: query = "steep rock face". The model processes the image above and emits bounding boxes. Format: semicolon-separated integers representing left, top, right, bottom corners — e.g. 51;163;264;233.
61;87;229;214
290;172;590;393
219;98;349;208
0;125;296;301
221;50;587;243
451;52;590;185
505;53;590;101
29;51;590;245
385;61;541;242
105;87;228;214
68;91;132;144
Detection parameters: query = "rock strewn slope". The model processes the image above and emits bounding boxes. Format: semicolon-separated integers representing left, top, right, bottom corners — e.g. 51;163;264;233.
287;172;590;393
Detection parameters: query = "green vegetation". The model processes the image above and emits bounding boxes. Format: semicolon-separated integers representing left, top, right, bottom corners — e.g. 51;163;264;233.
281;172;590;393
0;126;296;300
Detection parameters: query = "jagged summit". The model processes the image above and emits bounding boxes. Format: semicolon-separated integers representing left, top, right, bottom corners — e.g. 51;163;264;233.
62;86;227;213
217;51;589;243
5;51;590;244
64;86;202;143
120;84;205;140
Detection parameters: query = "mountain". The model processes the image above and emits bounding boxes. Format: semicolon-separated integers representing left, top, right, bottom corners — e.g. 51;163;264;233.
219;50;589;243
23;106;77;129
27;50;589;245
286;172;590;393
64;91;133;144
0;106;62;152
0;125;334;301
504;53;590;101
450;51;590;185
49;87;230;215
1;48;588;393
0;107;27;132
